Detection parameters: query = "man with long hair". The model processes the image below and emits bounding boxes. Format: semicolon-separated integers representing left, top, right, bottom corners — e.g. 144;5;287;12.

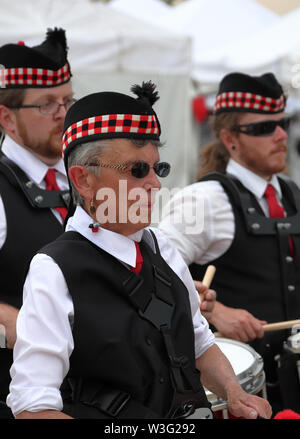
159;72;300;412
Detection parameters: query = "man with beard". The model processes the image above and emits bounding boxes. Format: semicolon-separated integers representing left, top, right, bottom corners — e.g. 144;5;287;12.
159;72;300;412
0;28;73;418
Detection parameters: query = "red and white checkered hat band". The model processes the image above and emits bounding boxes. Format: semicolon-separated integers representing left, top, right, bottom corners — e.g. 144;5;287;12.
0;62;71;87
213;91;285;114
62;113;159;157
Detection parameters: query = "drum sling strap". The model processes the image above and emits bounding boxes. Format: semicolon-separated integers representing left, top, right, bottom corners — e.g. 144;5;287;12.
62;231;210;419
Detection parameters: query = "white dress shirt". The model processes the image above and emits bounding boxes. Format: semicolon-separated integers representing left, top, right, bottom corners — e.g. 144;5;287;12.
0;136;68;248
7;206;215;415
158;159;283;266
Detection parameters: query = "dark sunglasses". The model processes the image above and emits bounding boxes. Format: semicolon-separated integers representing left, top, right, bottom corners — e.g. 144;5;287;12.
87;160;171;179
232;117;290;137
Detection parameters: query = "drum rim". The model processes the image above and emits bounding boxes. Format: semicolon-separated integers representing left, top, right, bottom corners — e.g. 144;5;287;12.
205;338;266;411
205;372;266;410
215;338;264;381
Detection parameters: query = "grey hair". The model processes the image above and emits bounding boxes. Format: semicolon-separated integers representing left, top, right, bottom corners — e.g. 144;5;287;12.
67;138;163;206
67;139;110;206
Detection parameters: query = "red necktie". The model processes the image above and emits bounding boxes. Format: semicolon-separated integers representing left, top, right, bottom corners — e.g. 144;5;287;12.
130;241;143;274
44;169;68;223
264;184;294;257
264;184;284;218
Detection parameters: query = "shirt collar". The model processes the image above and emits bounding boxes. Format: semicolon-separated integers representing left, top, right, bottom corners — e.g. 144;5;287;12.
226;158;282;200
2;135;66;185
65;206;155;268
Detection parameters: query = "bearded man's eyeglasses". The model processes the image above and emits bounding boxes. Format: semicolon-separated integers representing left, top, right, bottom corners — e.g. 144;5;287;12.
8;98;76;115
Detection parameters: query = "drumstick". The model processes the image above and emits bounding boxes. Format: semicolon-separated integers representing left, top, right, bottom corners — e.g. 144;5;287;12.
199;265;216;301
262;319;300;332
214;318;300;337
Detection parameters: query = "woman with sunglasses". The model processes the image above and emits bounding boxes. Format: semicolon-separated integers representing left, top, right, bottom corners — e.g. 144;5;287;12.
7;82;271;420
159;72;300;414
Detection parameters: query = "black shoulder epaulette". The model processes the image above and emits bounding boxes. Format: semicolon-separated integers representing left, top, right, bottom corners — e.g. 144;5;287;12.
0;152;70;209
198;171;300;236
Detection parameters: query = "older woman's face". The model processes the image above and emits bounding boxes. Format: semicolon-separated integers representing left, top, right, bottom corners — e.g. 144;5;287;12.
87;139;162;235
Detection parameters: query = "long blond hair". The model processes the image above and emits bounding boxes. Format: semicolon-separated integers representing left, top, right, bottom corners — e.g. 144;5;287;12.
197;112;241;179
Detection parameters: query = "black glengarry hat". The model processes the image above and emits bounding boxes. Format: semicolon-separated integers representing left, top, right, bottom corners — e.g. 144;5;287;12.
62;81;161;167
213;72;286;115
0;28;72;88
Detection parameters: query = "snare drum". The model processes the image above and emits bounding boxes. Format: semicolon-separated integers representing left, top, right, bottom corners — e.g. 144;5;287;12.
276;331;300;412
190;338;266;419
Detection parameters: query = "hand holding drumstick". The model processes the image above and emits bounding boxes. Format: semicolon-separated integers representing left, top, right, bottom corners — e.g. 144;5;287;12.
194;265;217;320
197;266;268;342
201;265;216;295
196;266;300;341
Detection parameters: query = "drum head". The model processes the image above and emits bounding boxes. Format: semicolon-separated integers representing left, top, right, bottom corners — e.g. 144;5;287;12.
215;338;258;378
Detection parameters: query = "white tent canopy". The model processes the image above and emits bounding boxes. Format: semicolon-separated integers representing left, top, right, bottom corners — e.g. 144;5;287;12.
201;7;300;91
0;0;197;209
110;0;171;25
155;0;280;91
0;0;190;75
107;0;300;97
108;0;282;92
157;0;279;53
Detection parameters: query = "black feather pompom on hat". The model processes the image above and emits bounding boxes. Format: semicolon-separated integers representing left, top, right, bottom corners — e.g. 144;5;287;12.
34;27;69;66
62;81;161;166
0;27;72;89
131;80;160;106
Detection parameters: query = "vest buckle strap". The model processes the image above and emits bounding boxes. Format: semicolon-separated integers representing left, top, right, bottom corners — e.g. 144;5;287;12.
170;400;197;419
87;388;131;418
122;274;150;312
161;325;189;393
168;354;189;369
123;268;174;329
153;265;173;305
161;326;202;396
61;378;160;418
170;400;214;419
138;294;174;330
153;265;172;287
63;378;131;417
123;273;144;295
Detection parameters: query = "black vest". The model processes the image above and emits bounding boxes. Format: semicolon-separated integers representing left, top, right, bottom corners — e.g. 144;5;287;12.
189;173;300;380
40;231;211;419
0;154;68;308
0;153;69;400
